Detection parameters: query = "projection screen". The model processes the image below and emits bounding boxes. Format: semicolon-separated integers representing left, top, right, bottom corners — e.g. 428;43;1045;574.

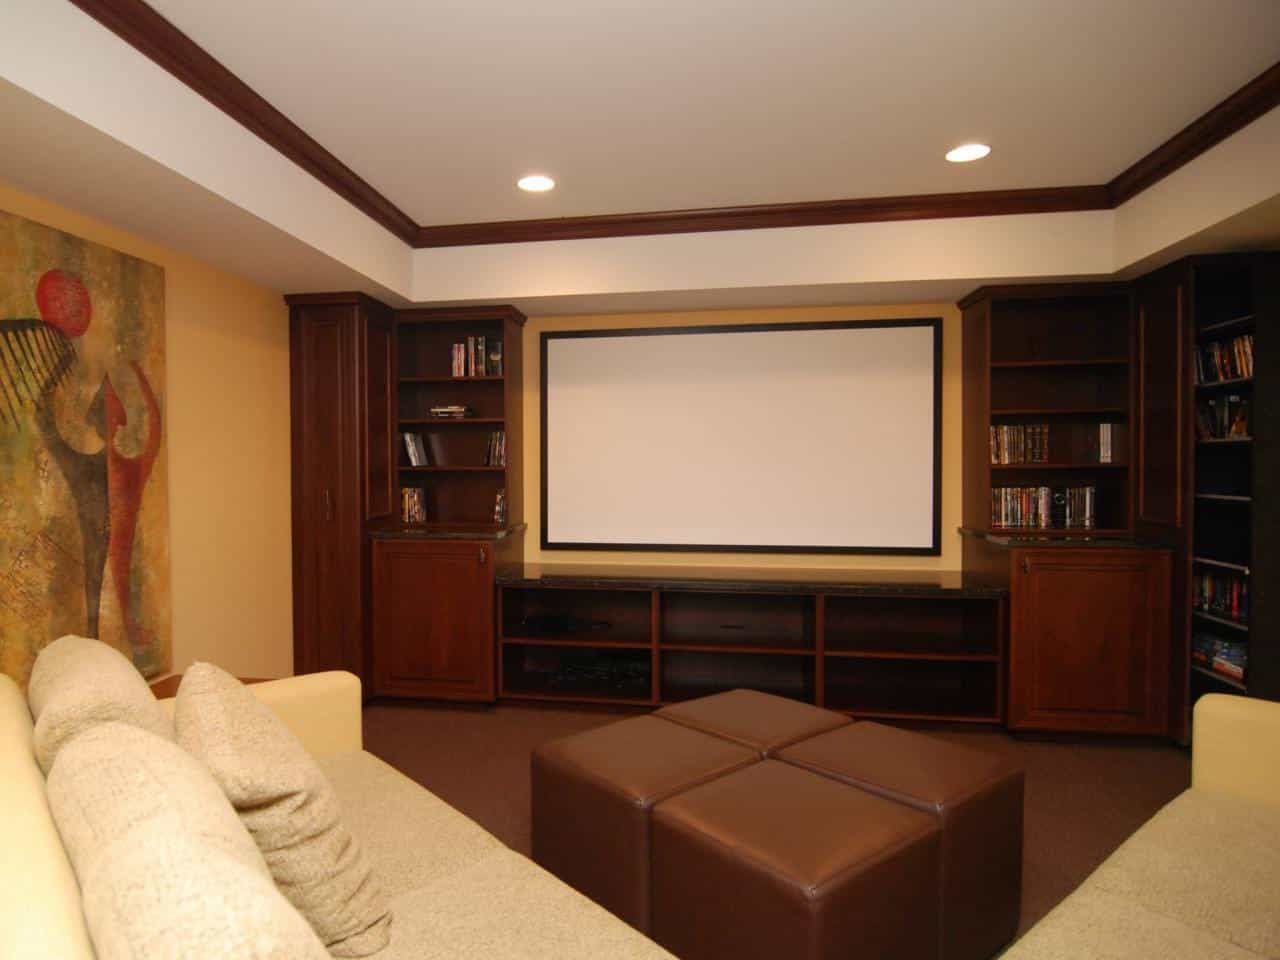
541;319;941;554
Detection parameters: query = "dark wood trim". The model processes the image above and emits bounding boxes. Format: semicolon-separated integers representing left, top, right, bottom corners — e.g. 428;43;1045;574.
1107;60;1280;205
539;318;943;556
66;0;419;244
957;281;1132;310
65;1;1279;247
413;186;1111;247
396;304;528;326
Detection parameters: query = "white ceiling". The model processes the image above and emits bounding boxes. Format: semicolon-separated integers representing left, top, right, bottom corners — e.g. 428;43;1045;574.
146;0;1280;226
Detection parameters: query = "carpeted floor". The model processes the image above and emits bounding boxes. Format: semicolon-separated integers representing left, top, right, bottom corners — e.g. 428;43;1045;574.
363;701;1189;936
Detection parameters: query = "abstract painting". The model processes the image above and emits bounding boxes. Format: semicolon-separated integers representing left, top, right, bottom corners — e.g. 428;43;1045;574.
0;210;169;687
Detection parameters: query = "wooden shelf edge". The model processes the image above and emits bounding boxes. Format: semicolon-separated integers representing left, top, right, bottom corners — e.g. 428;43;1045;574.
823;650;999;663
832;709;1001;724
1192;611;1249;633
1190;664;1247;692
501;636;651;650
990;462;1127;470
498;691;654;707
659;643;815;656
989;358;1129;368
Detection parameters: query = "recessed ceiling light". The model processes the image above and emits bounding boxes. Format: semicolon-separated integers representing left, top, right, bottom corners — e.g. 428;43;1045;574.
517;174;556;192
946;143;991;163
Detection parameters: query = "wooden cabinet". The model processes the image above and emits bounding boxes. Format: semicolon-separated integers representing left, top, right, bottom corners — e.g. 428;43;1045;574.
1008;548;1171;734
371;538;497;701
288;293;394;682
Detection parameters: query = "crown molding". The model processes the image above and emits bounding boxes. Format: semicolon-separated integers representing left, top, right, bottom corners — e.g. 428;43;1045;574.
63;0;1280;248
67;0;419;243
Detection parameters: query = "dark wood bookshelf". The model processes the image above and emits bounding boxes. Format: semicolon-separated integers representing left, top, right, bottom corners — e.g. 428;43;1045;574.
990;463;1127;470
988;358;1128;369
1190;664;1247;692
399;417;505;425
399;375;506;383
1195;377;1252;390
495;565;1006;723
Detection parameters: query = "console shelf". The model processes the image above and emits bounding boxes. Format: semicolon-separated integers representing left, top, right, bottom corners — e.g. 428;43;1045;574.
496;564;1007;723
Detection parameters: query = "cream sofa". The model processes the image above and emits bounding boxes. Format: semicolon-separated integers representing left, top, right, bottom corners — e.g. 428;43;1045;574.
1003;693;1280;959
0;670;673;960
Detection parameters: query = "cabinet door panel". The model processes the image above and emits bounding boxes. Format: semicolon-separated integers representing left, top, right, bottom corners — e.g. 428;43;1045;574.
1136;272;1187;532
292;306;361;677
1009;549;1170;733
363;309;395;522
372;540;495;701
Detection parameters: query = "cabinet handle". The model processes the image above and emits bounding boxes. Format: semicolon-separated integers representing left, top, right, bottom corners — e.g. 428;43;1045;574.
323;489;333;522
478;547;487;565
1021;557;1031;575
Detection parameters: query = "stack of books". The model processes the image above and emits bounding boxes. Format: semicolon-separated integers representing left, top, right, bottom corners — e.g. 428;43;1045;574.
1196;395;1250;440
452;337;503;377
1195;333;1253;384
402;432;429;466
1193;570;1249;624
990;424;1049;464
1192;632;1247;683
492;488;507;524
991;485;1097;529
428;405;472;419
401;487;426;524
484;431;506;467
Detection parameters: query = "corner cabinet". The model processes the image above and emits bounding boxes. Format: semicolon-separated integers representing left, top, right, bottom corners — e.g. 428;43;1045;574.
287;293;394;683
1008;547;1171;733
370;537;500;701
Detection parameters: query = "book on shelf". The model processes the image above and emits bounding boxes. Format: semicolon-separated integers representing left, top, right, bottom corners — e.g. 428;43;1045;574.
402;431;428;466
989;424;1049;464
1193;569;1249;624
451;337;503;377
483;430;507;467
428;404;473;419
1196;395;1250;440
1192;632;1247;682
991;485;1096;529
492;488;507;524
1195;333;1253;384
401;487;427;524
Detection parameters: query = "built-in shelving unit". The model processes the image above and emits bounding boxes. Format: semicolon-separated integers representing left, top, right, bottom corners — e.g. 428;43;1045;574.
495;565;1006;724
961;284;1134;538
395;306;524;527
1185;257;1275;708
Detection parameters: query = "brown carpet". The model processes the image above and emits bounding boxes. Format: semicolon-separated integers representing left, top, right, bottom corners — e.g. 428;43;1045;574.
363;702;1189;936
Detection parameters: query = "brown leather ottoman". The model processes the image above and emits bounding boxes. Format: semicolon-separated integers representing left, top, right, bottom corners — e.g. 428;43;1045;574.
651;759;940;960
778;722;1024;960
656;688;851;755
531;714;758;932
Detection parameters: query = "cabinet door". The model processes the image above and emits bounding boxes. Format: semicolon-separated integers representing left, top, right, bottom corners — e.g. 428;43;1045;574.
1009;549;1171;734
371;539;495;701
291;305;363;678
1135;267;1189;534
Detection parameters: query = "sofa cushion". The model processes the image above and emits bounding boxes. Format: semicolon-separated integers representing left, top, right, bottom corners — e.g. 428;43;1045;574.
46;722;328;960
1085;788;1280;956
375;848;676;960
27;635;173;774
318;749;504;896
176;663;391;956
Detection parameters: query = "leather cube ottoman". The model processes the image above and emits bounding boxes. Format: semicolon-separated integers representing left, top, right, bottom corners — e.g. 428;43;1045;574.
656;688;850;755
532;714;758;932
778;722;1024;960
651;759;940;960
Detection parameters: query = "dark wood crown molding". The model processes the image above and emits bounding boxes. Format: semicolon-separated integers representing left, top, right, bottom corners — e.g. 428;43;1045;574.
62;0;1280;248
67;0;419;244
412;186;1112;247
1107;60;1280;206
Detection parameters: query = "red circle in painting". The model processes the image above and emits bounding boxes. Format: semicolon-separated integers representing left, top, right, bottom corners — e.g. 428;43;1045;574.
35;269;92;338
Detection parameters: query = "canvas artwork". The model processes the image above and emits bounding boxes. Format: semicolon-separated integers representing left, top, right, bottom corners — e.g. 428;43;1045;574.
0;210;169;687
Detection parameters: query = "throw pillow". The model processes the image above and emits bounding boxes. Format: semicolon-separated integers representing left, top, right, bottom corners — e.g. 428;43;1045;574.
47;722;329;959
27;634;173;775
175;662;391;956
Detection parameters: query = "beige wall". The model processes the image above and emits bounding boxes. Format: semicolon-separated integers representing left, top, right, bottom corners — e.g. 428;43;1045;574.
522;303;962;571
0;180;293;679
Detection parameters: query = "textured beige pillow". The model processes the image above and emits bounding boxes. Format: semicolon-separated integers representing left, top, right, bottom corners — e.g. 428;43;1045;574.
27;634;173;774
176;662;391;956
47;722;329;960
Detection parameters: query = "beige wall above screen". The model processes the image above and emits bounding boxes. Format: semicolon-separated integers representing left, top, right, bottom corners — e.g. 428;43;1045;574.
542;321;940;552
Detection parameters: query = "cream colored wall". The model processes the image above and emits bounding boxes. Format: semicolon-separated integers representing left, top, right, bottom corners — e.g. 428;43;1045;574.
0;180;293;678
522;303;962;571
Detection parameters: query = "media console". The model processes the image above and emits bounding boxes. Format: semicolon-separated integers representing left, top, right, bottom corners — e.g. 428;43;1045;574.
495;564;1007;724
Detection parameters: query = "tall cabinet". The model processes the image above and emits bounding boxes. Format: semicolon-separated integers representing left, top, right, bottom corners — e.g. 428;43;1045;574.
960;284;1174;735
1133;254;1279;735
287;293;395;682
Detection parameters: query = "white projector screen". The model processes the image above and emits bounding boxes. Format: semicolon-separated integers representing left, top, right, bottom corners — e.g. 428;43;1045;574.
541;319;941;554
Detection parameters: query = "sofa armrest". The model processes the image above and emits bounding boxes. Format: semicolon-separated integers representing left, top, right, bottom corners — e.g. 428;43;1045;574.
1192;693;1280;811
158;670;363;758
